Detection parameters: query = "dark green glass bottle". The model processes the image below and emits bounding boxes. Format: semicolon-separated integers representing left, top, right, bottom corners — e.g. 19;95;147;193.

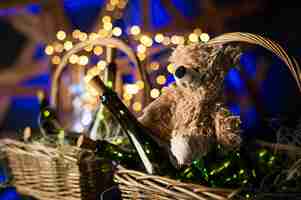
37;90;62;136
77;135;141;169
88;76;174;175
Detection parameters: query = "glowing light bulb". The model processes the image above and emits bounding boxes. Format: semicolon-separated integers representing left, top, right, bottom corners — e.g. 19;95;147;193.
69;54;79;64
64;41;73;51
130;25;141;35
200;33;210;42
167;63;175;73
56;30;66;41
150;62;160;71
136;80;144;90
72;29;81;39
154;33;164;43
45;45;54;55
156;75;166;85
79;32;88;41
102;16;111;24
189;33;199;43
133;102;142;112
137;44;146;53
93;46;104;56
103;22;113;31
52;56;61;65
97;60;107;70
112;27;122;37
78;56;89;66
150;89;160;98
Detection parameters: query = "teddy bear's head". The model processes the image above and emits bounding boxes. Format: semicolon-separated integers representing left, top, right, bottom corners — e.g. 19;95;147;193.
169;43;242;94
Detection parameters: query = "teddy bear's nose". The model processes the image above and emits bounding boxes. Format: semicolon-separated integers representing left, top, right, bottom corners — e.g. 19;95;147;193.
175;66;186;79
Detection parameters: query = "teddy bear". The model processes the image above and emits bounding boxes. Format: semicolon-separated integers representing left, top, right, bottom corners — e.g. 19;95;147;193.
138;43;243;167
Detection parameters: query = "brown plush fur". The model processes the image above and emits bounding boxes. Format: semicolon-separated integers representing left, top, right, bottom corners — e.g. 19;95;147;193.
139;43;243;166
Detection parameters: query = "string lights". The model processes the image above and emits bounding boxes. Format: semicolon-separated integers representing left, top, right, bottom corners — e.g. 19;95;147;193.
45;0;210;112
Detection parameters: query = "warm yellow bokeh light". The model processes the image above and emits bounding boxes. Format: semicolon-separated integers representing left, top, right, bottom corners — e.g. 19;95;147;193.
106;3;115;11
97;60;107;70
103;22;113;31
150;62;160;71
136;80;144;90
130;25;141;35
167;63;175;74
102;16;111;24
93;46;104;56
98;29;109;38
123;92;133;101
137;44;146;53
154;33;164;43
52;56;61;65
72;29;81;39
133;102;142;112
84;45;93;52
79;32;88;41
69;54;79;64
112;27;122;37
140;35;153;47
53;42;64;53
189;33;199;43
200;33;210;42
64;41;73;51
78;55;89;66
56;30;66;41
110;0;119;6
150;89;160;99
137;52;146;61
87;66;101;76
156;75;166;85
45;45;54;55
89;32;99;40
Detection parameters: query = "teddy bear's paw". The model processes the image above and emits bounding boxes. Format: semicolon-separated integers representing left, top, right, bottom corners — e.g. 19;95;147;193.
170;134;193;167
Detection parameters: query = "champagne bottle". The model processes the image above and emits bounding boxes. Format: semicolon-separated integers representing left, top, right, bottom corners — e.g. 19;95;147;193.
37;90;62;136
88;76;174;175
77;135;140;169
37;90;77;145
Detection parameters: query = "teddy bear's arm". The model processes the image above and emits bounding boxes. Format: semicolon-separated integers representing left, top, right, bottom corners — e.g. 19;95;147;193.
213;105;242;150
138;88;178;141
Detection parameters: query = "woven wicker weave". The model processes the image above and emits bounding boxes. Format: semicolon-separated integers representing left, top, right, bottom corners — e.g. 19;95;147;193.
0;139;115;200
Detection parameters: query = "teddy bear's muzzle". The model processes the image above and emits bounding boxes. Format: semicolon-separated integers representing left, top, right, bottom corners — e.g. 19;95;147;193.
174;66;205;89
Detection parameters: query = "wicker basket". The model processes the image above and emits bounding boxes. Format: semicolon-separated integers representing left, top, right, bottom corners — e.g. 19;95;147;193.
2;32;301;200
0;139;115;200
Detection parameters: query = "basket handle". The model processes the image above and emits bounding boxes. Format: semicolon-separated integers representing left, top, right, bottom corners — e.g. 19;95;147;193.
207;32;301;93
50;37;149;108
